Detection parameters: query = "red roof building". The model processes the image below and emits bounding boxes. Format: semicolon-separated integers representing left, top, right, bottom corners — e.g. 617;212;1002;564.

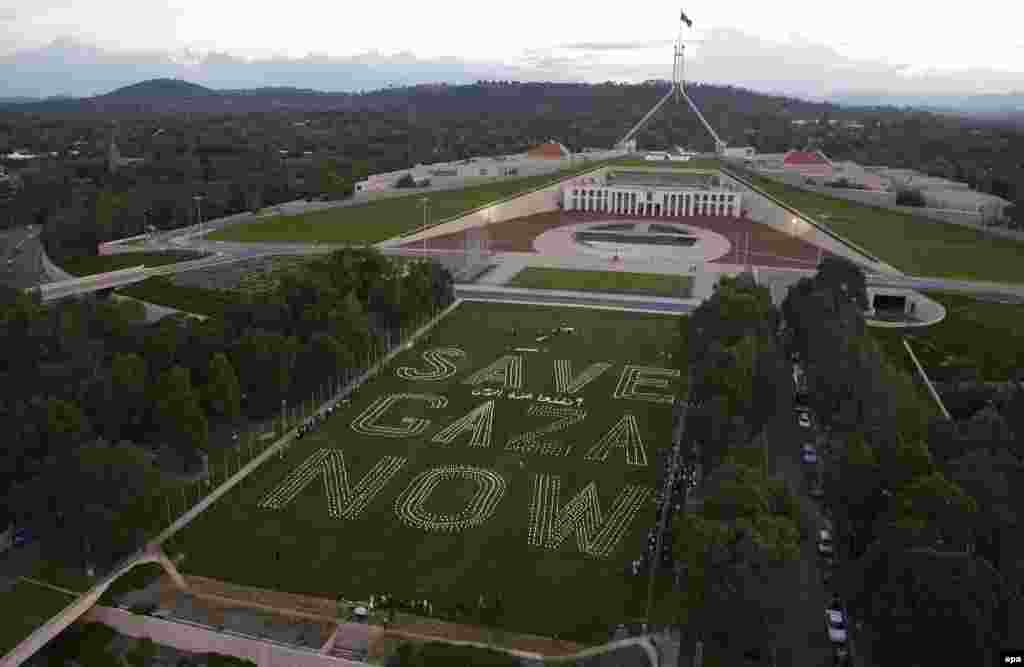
527;140;571;160
782;149;834;176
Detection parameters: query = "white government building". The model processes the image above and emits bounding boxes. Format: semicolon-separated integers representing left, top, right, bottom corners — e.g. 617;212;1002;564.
563;168;743;218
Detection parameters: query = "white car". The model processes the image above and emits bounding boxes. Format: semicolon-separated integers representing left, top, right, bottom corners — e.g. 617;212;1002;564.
818;529;834;556
825;609;848;643
802;444;818;464
798;412;812;428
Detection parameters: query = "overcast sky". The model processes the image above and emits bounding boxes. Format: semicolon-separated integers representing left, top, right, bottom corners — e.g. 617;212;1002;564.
2;0;1024;97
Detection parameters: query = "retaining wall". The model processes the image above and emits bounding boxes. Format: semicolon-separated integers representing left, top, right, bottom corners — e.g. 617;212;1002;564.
83;606;365;667
383;165;611;247
750;168;1024;241
717;168;901;274
36;244;200;323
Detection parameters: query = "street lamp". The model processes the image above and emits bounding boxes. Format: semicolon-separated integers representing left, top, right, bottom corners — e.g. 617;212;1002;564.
193;195;205;236
419;197;430;254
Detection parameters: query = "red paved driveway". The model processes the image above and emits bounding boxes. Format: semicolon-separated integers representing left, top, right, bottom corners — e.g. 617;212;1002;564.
401;211;834;270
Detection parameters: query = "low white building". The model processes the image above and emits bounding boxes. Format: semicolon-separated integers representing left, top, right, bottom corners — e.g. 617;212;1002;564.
723;146;756;159
354;146;628;194
562;168;743;218
922;189;1011;219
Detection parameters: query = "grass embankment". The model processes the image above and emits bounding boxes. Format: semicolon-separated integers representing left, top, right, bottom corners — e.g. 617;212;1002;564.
0;579;76;655
60;251;207;277
508;267;693;298
612;157;722;170
736;170;1024;283
173;302;682;643
873;291;1024;384
207;162;611;245
119;277;244;319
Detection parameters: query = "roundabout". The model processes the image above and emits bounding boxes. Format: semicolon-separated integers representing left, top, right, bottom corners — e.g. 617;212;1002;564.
532;220;732;264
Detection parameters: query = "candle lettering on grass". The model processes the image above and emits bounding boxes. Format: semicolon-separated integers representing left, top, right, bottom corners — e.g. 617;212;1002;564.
431;399;495;449
505;403;586;454
553;360;613;395
528;475;652;558
395;466;507;533
396;347;466;382
612;365;679;404
461;354;524;390
584;413;648;467
350;393;448;438
258;448;407;519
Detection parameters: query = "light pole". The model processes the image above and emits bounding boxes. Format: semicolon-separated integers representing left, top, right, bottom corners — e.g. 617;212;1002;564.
193;195;205;236
419;197;430;253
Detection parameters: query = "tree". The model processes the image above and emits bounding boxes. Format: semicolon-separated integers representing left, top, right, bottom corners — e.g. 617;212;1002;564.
6;441;169;571
204;352;241;420
105;352;148;440
42;397;91;455
814;255;868;312
875;471;978;551
151;366;208;461
845;545;1010;667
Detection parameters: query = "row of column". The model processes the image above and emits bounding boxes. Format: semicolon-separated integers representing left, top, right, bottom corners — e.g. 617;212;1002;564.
567;188;739;218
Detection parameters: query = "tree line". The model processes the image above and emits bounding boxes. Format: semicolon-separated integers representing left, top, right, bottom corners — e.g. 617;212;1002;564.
4;80;1024;245
782;259;1019;665
1;247;454;572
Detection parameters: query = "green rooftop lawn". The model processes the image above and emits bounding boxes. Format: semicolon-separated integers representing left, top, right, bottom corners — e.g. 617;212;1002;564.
0;579;77;655
507;267;693;298
736;170;1024;283
206;162;610;245
60;251;207;277
873;291;1024;384
613;157;721;170
173;302;682;643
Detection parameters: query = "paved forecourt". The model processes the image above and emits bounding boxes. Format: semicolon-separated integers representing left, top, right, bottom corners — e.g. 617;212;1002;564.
171;301;682;641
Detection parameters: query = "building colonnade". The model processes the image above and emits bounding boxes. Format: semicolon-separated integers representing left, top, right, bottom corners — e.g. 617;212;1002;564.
564;187;741;217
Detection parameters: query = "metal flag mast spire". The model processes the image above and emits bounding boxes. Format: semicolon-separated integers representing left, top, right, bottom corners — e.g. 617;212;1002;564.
617;9;727;155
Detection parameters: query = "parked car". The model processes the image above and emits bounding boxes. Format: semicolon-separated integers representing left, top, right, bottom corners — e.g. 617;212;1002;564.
825;609;848;643
798;412;812;428
818;530;835;556
802;444;818;464
833;645;851;666
809;482;825;499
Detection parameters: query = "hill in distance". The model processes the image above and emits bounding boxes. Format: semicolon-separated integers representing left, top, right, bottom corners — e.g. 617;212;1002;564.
0;77;846;118
101;78;216;100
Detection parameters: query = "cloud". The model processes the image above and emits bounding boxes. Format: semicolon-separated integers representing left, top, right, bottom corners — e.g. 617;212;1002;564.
1;27;1024;101
559;40;674;51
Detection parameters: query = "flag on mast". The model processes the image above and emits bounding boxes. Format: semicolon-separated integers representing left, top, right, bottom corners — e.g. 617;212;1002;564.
680;10;693;27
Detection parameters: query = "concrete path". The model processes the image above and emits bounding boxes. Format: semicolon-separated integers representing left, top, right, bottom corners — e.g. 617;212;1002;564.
455;285;701;315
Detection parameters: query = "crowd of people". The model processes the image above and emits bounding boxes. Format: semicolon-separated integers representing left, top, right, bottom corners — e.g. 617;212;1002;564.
632;445;700;576
295;397;352;440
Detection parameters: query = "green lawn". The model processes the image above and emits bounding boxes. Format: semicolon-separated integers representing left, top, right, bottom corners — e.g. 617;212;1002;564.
207;162;611;244
174;302;682;642
734;169;1024;283
613;157;721;170
874;291;1024;383
508;267;693;298
0;579;77;655
60;251;207;277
